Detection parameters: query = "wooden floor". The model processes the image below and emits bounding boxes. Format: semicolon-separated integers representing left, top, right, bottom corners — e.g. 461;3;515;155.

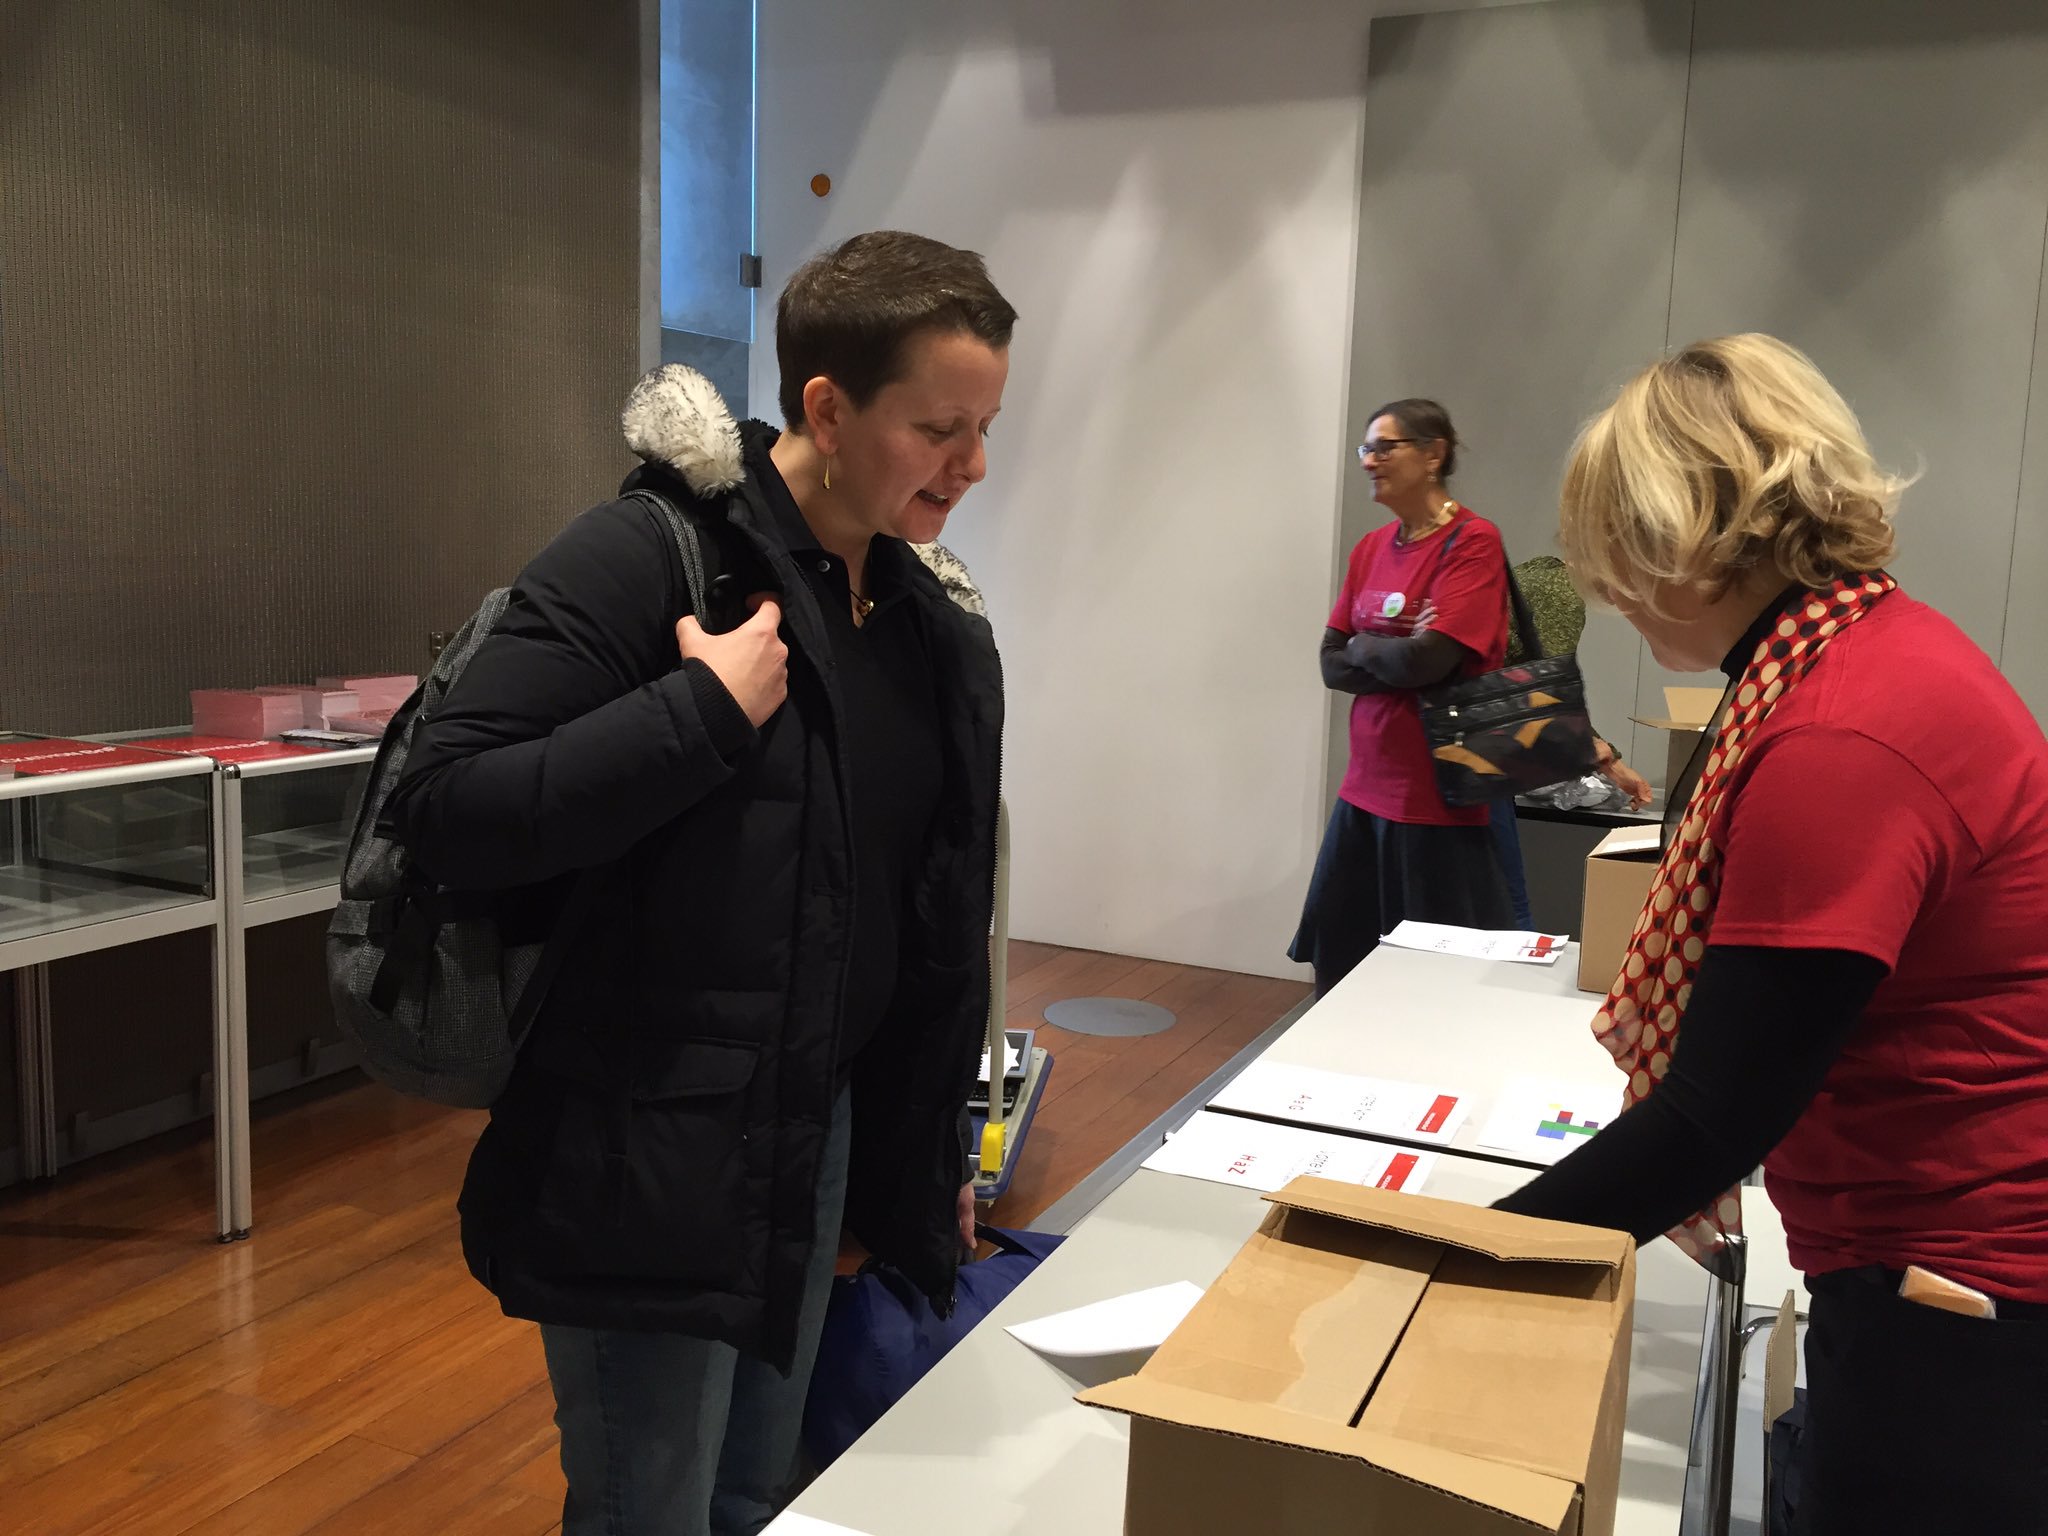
0;943;1305;1535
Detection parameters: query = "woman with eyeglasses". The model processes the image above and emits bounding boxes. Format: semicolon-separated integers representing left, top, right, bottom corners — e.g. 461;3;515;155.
1290;398;1514;997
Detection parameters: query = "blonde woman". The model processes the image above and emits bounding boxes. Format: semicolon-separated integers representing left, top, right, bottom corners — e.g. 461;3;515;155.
1497;335;2048;1534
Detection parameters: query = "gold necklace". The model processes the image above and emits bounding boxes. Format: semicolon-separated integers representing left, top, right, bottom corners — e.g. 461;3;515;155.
1396;498;1458;545
850;587;875;622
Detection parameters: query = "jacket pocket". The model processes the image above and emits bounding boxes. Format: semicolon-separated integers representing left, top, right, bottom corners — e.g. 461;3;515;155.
530;1035;762;1288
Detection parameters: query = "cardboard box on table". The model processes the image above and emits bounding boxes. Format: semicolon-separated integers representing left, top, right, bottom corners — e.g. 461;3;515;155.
1578;825;1661;994
1628;685;1724;794
1079;1178;1635;1536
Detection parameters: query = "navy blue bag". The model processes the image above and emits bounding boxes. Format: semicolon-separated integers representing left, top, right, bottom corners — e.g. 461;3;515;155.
802;1224;1064;1469
1766;1387;1808;1533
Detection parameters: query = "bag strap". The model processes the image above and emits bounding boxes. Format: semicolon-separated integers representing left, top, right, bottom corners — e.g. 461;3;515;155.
1502;559;1543;662
1425;519;1544;662
500;490;721;1038
625;487;721;621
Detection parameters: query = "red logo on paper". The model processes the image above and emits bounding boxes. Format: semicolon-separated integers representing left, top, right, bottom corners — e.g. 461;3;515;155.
1416;1095;1459;1134
1377;1154;1420;1191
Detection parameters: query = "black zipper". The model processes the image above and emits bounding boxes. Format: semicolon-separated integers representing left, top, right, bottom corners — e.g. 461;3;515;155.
1436;697;1581;741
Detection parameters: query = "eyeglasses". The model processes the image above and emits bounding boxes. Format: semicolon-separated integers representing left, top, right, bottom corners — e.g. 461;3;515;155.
1357;437;1426;466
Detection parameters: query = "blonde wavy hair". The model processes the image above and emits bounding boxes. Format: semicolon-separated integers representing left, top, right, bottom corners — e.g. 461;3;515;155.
1559;334;1905;614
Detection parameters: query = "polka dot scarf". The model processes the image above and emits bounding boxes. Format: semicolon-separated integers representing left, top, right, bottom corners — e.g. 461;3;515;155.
1590;573;1898;1272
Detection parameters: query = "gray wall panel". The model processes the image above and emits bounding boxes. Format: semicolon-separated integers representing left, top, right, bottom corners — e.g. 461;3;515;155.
1339;0;1693;797
1657;0;2048;724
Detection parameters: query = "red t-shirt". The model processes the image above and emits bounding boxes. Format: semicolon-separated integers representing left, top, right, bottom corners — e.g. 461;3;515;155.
1328;509;1509;827
1707;593;2048;1302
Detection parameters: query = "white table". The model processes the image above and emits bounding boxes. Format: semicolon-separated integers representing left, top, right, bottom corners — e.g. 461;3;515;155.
1227;942;1797;1531
779;1153;1708;1535
1248;942;1620;1166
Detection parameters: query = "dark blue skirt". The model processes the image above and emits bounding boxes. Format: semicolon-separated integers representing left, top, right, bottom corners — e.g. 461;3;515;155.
1289;799;1513;997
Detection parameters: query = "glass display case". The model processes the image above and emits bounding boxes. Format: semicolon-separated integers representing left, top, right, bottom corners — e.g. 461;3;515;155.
1;732;379;1243
229;747;376;917
0;737;220;964
0;736;241;1237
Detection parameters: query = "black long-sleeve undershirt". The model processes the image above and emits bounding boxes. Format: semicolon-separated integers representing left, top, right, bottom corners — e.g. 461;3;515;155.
1319;626;1468;695
1493;945;1886;1242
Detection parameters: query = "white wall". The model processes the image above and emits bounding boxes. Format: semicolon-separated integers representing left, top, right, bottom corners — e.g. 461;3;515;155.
754;1;1416;978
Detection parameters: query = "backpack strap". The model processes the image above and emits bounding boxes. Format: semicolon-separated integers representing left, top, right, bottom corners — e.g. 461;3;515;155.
626;487;736;629
494;488;727;1041
376;491;729;1040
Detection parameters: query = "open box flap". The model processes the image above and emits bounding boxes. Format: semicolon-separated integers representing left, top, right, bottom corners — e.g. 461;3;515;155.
1261;1178;1630;1271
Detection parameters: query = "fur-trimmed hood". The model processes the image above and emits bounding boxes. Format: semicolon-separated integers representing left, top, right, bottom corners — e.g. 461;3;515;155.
621;363;986;617
622;363;746;498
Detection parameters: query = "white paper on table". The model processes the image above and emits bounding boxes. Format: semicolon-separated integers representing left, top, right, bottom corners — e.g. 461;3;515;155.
1209;1061;1470;1144
1143;1110;1436;1195
761;1515;876;1535
1381;920;1568;966
976;1041;1023;1079
1473;1075;1624;1165
1004;1280;1205;1359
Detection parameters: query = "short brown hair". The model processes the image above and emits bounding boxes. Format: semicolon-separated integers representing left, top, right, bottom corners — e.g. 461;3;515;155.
775;231;1017;429
1560;334;1904;614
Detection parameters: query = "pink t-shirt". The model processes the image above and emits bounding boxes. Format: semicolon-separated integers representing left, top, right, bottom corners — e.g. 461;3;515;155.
1328;508;1509;828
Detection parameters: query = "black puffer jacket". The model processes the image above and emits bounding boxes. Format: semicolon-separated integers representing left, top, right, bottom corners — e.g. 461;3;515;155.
385;366;1003;1370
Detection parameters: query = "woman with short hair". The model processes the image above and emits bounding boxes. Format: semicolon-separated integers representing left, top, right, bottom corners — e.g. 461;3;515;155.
390;230;1015;1535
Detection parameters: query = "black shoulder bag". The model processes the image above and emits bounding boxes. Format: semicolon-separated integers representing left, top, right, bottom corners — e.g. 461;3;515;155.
1416;535;1599;807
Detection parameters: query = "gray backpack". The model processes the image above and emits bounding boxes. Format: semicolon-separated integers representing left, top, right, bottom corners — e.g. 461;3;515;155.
326;489;721;1106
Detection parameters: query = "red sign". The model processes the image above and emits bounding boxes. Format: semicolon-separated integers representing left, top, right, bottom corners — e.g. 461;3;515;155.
1415;1094;1461;1135
0;739;172;776
1377;1153;1421;1191
133;735;325;765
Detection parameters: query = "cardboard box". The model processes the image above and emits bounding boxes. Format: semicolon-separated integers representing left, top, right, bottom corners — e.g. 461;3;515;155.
1079;1178;1635;1536
1761;1289;1800;1536
1629;685;1725;793
1579;824;1660;993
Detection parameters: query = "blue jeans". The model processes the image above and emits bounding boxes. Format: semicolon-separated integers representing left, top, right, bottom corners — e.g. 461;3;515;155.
541;1088;852;1536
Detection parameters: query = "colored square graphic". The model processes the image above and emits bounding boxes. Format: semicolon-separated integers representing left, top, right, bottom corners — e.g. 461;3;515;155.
1535;1105;1602;1142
